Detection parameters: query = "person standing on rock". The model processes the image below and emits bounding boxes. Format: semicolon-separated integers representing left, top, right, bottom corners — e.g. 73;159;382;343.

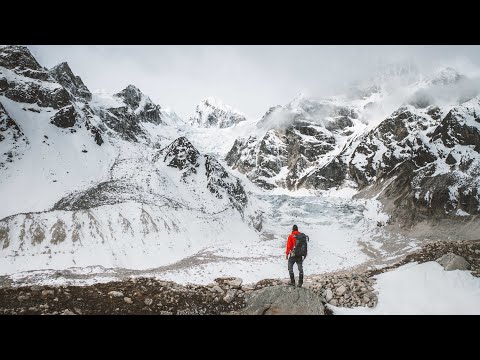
286;224;306;288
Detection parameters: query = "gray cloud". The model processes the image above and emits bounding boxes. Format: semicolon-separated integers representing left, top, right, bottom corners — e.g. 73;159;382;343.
28;45;480;120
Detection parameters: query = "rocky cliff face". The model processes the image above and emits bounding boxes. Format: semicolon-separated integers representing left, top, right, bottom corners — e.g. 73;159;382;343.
0;46;71;109
157;136;248;214
346;98;480;225
0;45;104;146
90;84;183;143
226;71;480;223
49;62;92;102
226;96;357;190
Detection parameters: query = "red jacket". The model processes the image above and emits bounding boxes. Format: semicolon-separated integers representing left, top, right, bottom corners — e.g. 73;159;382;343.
286;230;300;256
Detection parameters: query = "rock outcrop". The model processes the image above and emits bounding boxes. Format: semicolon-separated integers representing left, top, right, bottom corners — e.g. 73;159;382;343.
436;252;471;271
239;285;325;315
49;62;92;101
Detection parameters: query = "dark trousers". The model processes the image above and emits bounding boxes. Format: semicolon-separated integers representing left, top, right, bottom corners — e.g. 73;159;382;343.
288;255;303;276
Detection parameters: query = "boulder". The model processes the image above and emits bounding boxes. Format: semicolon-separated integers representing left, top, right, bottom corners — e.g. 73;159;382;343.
239;285;324;315
436;252;471;271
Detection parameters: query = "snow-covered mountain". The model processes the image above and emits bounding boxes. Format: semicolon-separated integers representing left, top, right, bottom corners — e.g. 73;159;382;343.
190;97;246;128
0;45;261;274
226;67;480;227
88;84;184;143
1;46;479;284
49;62;92;102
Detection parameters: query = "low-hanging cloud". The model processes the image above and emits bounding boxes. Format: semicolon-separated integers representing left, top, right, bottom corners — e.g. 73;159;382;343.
27;45;480;121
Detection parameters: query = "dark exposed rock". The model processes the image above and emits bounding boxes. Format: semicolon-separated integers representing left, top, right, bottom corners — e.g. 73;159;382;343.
114;85;143;109
431;109;480;152
84;118;104;146
97;107;145;142
445;153;457;165
49;62;92;101
325;116;353;131
226;123;337;190
0;80;71;109
205;155;248;213
298;159;347;190
157;136;249;213
50;105;78;128
0;47;73;109
113;85;163;126
227;96;361;190
426;106;442;121
95;85;164;142
159;136;200;174
0;45;51;81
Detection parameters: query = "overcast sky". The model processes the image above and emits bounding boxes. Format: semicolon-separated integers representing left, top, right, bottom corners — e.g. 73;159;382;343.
28;45;480;120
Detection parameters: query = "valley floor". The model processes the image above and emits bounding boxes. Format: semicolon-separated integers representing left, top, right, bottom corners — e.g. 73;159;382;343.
1;239;478;315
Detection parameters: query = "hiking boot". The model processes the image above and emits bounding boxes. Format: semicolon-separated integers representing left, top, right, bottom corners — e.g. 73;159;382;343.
289;273;295;286
297;273;303;288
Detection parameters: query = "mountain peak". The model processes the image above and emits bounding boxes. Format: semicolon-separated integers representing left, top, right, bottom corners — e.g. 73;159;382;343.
49;61;92;101
114;85;147;109
51;61;71;72
0;45;50;80
124;84;142;93
190;97;246;128
429;67;464;85
159;136;201;173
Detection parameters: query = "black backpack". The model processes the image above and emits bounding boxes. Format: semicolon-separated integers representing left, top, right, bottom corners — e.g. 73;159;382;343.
292;233;309;257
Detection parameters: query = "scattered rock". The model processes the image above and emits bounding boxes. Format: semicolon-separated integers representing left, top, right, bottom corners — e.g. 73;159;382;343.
211;285;224;294
124;297;132;304
144;298;153;306
108;291;124;298
225;278;243;289
336;285;346;296
17;294;30;302
223;289;236;304
325;289;333;302
41;289;54;297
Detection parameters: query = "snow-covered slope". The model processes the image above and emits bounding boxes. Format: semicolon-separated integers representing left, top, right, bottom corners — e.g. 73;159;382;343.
0;46;263;275
0;131;263;274
0;45;112;219
190;97;246;128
